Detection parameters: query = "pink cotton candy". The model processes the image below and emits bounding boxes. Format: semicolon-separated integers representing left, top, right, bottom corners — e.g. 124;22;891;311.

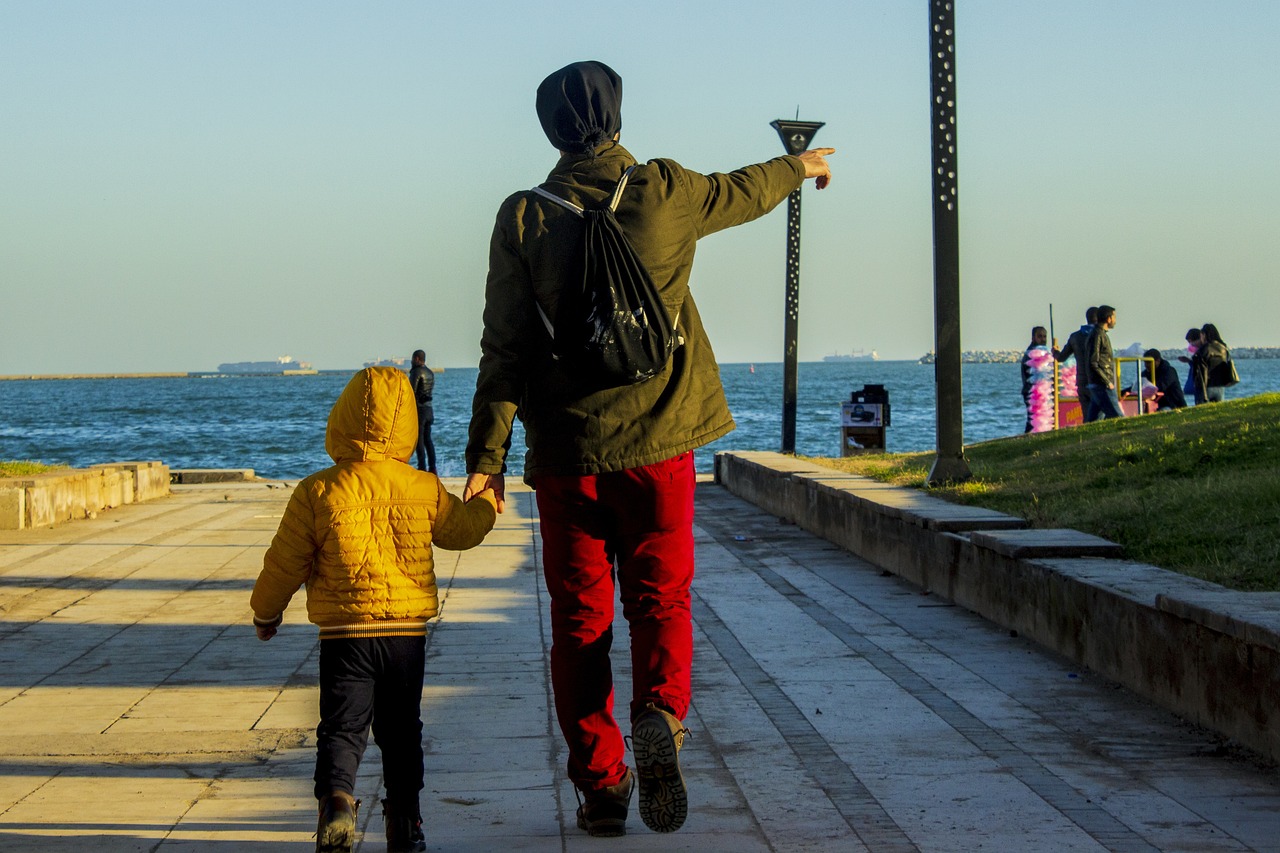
1027;363;1055;432
1059;364;1077;398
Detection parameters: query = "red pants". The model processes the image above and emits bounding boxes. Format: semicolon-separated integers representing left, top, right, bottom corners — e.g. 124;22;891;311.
535;452;696;793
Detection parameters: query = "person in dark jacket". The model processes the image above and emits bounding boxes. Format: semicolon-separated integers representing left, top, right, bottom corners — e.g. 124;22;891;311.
408;350;436;473
1177;327;1205;404
1054;306;1096;412
1141;349;1186;410
1085;304;1123;421
1193;323;1233;403
463;60;833;838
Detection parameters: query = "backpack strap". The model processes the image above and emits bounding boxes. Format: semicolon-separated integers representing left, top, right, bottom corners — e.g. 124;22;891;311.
606;166;636;211
530;185;584;217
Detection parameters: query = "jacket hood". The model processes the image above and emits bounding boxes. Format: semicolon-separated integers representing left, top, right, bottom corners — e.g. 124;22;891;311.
325;367;419;464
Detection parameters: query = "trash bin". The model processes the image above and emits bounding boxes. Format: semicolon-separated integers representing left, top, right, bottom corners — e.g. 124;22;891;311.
841;384;889;455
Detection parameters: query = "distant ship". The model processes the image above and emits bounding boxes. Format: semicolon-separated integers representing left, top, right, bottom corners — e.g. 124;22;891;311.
823;349;878;363
364;356;410;369
217;355;315;374
363;357;444;373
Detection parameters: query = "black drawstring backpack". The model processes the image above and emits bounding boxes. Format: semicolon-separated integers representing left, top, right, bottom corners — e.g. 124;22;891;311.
531;166;680;387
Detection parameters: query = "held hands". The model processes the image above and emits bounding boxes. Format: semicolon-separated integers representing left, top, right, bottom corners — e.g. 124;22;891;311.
256;624;277;641
465;472;506;514
797;147;836;190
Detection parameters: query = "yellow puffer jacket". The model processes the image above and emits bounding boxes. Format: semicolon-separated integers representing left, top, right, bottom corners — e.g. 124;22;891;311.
250;367;497;639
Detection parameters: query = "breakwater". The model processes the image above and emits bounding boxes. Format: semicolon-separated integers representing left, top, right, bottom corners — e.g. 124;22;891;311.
919;346;1280;364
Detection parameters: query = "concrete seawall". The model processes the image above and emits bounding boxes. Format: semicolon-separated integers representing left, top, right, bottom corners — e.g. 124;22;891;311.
715;450;1280;764
0;462;170;530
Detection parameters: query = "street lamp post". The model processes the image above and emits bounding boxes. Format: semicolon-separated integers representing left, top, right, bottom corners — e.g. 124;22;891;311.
926;1;972;484
770;118;824;454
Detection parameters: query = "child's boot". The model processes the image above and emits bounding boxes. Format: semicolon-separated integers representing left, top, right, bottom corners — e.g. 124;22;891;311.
382;798;426;852
316;790;360;853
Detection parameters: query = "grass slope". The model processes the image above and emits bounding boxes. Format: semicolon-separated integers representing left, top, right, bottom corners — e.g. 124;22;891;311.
0;460;66;477
810;393;1280;592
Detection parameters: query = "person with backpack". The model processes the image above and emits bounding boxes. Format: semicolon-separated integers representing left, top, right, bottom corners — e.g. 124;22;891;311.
463;60;834;837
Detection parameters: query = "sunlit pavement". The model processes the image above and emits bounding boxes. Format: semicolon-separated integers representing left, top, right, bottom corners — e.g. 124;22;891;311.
2;477;1278;852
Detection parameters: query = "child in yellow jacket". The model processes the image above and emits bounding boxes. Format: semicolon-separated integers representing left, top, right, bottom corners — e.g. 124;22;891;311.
251;367;496;853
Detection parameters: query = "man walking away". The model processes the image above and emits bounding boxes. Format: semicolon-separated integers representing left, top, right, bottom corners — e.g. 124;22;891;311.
463;60;834;837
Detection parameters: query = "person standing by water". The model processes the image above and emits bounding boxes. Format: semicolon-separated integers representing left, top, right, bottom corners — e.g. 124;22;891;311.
408;350;436;473
1054;306;1096;415
1177;327;1205;405
463;60;834;837
1085;305;1123;421
1021;326;1049;432
1193;323;1234;403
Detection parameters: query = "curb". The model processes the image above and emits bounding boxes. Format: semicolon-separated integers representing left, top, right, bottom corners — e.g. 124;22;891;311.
714;450;1280;764
0;462;169;530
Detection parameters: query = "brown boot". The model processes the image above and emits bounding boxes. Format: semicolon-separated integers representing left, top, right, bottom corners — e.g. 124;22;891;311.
316;790;359;853
575;768;635;837
632;702;689;833
382;798;426;852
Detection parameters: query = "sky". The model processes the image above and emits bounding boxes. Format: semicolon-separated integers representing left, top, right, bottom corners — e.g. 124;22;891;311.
2;1;1278;373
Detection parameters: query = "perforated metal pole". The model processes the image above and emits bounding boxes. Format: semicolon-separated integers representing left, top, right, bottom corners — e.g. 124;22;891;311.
782;188;802;453
927;0;972;484
770;119;824;455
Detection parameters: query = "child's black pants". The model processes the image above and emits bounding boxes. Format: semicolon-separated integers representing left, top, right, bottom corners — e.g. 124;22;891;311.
314;635;426;808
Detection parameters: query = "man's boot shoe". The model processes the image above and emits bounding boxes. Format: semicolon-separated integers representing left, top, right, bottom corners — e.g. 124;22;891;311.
316;790;359;853
382;798;426;852
575;767;635;837
631;702;690;832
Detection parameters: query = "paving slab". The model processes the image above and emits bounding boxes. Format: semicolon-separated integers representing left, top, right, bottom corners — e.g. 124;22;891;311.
1;479;1278;851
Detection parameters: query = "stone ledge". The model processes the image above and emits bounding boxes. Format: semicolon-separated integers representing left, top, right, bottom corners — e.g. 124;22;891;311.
969;528;1126;559
715;449;1280;764
1155;589;1280;651
0;461;169;530
170;468;256;484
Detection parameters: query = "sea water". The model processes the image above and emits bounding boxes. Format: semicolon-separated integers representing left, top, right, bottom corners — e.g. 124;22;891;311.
3;360;1278;481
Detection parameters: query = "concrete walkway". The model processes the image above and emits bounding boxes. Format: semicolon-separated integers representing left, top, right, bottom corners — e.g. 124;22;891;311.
1;478;1278;852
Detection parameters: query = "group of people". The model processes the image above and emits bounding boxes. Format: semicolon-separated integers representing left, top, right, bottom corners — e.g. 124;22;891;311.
1178;324;1235;405
1021;306;1235;428
250;60;836;853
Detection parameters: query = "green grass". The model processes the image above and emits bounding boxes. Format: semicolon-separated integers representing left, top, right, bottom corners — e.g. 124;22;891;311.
807;393;1280;592
0;460;67;477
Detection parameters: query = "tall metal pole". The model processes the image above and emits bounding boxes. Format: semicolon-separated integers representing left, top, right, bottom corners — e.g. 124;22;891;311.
781;187;802;453
927;1;972;484
770;119;824;454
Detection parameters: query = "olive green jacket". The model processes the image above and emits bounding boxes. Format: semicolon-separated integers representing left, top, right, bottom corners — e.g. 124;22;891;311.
466;142;805;481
